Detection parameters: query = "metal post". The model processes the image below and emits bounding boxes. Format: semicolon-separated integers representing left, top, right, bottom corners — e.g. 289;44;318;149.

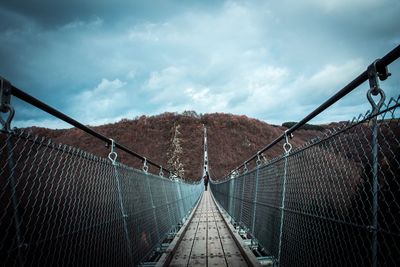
146;175;160;243
107;139;133;263
177;182;184;220
6;136;26;267
239;172;246;227
277;157;288;265
162;179;173;230
1;82;25;266
229;179;235;216
0;78;15;132
113;165;134;263
278;132;292;265
251;160;260;236
367;61;387;267
371;116;379;267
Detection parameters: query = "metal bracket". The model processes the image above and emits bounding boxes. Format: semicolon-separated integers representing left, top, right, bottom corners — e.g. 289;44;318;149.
0;78;12;112
142;158;149;173
108;139;118;165
367;59;390;96
243;163;248;174
256;153;262;167
367;60;387;114
0;77;15;131
283;130;293;155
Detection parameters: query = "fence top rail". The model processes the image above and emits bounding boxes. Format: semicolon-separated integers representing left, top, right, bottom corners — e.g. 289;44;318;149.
0;80;180;178
226;44;400;179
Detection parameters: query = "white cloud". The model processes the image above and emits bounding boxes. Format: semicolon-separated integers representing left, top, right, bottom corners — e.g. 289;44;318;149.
184;87;209;102
3;0;399;128
78;78;127;111
302;0;386;11
183;87;230;112
13;119;72;129
225;60;368;122
128;23;163;42
146;66;185;90
83;78;126;95
126;69;138;79
290;59;365;101
71;78;142;125
61;17;103;30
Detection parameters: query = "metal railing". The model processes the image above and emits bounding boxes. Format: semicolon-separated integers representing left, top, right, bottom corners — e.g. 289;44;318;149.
0;79;180;176
211;45;400;266
0;85;203;266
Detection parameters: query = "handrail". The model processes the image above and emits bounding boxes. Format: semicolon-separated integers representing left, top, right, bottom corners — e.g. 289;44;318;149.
226;44;400;179
4;84;179;177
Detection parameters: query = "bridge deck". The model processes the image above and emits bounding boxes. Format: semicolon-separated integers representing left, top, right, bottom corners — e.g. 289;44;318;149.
169;190;248;267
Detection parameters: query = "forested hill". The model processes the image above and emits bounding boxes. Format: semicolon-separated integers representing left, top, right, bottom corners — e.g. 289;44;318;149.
28;111;327;181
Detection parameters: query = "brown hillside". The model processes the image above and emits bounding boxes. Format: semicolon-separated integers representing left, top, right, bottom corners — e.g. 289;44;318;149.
27;112;326;181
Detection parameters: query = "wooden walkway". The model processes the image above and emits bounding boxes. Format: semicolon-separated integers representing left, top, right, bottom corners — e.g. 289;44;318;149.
169;190;248;267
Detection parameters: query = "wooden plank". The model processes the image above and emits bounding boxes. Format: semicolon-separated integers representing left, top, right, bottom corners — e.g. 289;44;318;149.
188;192;208;267
207;199;227;267
221;243;248;267
167;190;255;267
169;195;205;267
205;190;248;267
210;192;261;267
156;193;203;267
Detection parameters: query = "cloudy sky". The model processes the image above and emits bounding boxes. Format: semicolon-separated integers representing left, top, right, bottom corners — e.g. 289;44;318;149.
0;0;399;129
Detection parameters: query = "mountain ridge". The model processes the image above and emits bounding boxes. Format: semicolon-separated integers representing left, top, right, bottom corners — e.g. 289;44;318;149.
27;111;328;180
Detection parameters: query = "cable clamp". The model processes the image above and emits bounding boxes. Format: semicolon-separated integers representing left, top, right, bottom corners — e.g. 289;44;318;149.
256;152;262;167
367;60;387;114
142;158;149;173
243;163;248;174
283;130;293;155
108;139;118;165
0;78;15;131
261;152;268;164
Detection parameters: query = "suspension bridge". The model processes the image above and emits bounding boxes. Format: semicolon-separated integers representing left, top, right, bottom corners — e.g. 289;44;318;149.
1;45;399;267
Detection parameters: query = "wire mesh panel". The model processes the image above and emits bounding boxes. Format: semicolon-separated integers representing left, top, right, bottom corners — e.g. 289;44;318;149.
241;169;257;230
211;95;400;266
254;157;285;258
0;131;203;267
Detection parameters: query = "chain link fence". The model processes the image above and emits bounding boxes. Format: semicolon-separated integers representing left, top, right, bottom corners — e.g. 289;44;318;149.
0;130;203;266
211;95;400;266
